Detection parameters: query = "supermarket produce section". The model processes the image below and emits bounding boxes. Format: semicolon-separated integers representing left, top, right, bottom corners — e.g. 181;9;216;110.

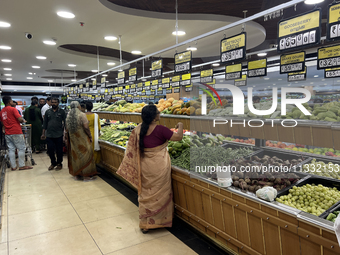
95;100;340;255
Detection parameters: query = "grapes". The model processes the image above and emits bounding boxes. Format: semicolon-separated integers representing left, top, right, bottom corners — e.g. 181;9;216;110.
276;183;340;216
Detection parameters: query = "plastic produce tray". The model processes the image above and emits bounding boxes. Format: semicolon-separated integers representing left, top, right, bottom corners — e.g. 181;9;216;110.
221;142;261;156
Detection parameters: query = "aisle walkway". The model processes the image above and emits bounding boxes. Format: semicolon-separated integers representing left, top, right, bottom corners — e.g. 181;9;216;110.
0;153;197;255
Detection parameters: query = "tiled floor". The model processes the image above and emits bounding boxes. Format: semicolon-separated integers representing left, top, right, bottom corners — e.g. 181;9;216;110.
0;153;197;255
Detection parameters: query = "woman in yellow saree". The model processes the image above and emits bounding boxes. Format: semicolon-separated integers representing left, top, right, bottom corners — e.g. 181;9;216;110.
117;104;183;233
66;101;97;181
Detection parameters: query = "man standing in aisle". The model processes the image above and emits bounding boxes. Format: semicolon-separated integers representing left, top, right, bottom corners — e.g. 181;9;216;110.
41;97;51;119
38;98;46;110
41;97;66;171
1;96;33;170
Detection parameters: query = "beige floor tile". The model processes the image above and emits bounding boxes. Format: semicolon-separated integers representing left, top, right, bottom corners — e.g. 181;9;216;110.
8;204;82;241
8;190;69;215
8;173;54;186
7;179;61;197
0;242;8;255
2;191;8;217
62;181;120;204
86;211;170;254
73;194;137;223
0;216;7;243
8;225;102;255
107;234;197;255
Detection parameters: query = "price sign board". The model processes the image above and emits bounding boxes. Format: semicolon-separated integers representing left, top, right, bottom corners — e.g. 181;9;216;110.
117;71;125;84
162;77;170;88
144;81;151;91
220;32;246;64
317;44;340;69
288;67;307;82
200;69;213;83
129;67;137;82
234;75;247;87
170;75;180;87
327;3;340;41
278;9;321;52
166;87;173;94
325;67;340;78
151;80;158;90
185;84;193;92
247;59;267;78
125;85;130;93
225;63;242;80
137;82;143;92
180;73;191;86
173;87;180;93
130;84;136;93
280;51;305;74
151;60;162;78
174;51;192;73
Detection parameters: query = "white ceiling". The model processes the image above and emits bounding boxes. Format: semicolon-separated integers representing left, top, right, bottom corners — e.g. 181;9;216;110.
0;0;266;85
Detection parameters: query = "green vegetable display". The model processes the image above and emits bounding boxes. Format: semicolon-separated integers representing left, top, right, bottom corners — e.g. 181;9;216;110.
326;211;340;222
99;122;137;147
276;184;340;216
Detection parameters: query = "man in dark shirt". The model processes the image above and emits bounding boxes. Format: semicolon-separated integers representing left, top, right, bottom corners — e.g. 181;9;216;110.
41;97;66;171
38;98;46;109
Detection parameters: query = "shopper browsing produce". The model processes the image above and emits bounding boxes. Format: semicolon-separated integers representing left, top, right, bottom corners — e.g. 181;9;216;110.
65;101;97;181
85;101;101;164
116;104;183;234
24;100;43;154
0;96;33;170
41;97;51;119
41;98;66;171
38;98;46;110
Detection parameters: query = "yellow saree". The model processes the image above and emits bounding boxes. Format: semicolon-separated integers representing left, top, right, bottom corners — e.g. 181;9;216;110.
117;124;173;229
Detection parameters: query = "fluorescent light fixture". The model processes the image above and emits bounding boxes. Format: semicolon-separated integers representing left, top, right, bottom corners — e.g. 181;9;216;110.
102;74;108;77
36;56;46;60
4;74;12;76
3;68;11;71
91;78;96;81
91;70;98;73
107;62;115;66
104;36;117;41
257;53;267;57
310;82;314;84
131;50;142;54
0;45;11;50
118;69;123;72
264;77;270;80
43;40;56;45
28;72;32;75
71;79;76;82
0;21;10;27
6;78;12;81
172;31;186;36
48;80;53;82
27;77;33;79
57;11;75;19
68;64;76;67
32;66;40;69
212;63;220;66
106;80;109;82
304;0;324;4
314;75;319;78
186;47;197;51
288;84;291;86
278;78;282;81
1;59;11;62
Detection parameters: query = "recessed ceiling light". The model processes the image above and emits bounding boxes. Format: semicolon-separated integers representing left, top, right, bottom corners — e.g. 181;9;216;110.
172;31;186;36
314;75;319;78
107;62;115;66
304;0;324;4
6;78;12;81
104;36;117;41
43;40;56;45
13;90;16;91
257;53;267;57
0;45;11;50
310;82;314;84
71;79;76;82
212;63;220;67
118;69;123;72
288;84;291;86
32;66;40;69
106;80;109;82
68;64;76;67
278;79;282;81
0;21;10;28
264;78;270;80
57;11;75;19
48;80;53;82
273;83;276;85
102;74;108;77
4;74;12;76
36;56;46;60
131;50;142;54
28;72;32;75
91;70;98;73
3;68;11;71
27;77;33;79
253;85;255;87
186;47;197;51
1;59;11;62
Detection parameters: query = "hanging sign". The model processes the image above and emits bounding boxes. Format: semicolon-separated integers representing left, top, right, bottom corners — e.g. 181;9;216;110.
125;85;130;93
288;67;307;82
92;79;97;90
234;75;247;86
325;67;340;78
200;69;213;83
130;84;136;93
117;71;125;84
220;32;246;64
134;95;140;100
174;51;192;73
327;3;340;41
115;95;122;100
166;87;173;94
141;90;146;96
118;86;124;94
317;44;340;69
225;63;242;80
150;89;156;95
101;77;106;88
144;81;151;91
78;84;83;92
85;82;90;92
247;59;267;78
149;95;155;100
171;75;180;87
180;73;191;86
151;80;159;90
162;77;170;88
128;67;137;82
174;87;180;93
277;9;321;52
280;51;305;74
137;82;143;92
109;88;114;95
185;84;193;92
114;87;118;94
157;87;163;94
151;60;163;78
104;89;109;96
125;94;132;101
88;95;93;100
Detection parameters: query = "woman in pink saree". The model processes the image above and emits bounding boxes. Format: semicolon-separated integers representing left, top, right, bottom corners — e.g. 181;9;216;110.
117;104;183;233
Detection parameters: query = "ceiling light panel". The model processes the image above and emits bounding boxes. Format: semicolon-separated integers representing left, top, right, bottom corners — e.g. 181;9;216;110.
36;56;46;60
43;40;56;45
0;45;11;50
0;21;10;27
57;11;75;18
104;36;117;41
